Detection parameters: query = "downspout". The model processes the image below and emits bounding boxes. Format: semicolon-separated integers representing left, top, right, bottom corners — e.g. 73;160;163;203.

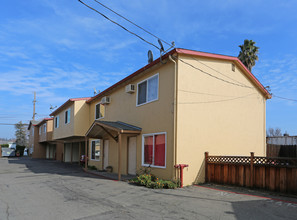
169;54;178;180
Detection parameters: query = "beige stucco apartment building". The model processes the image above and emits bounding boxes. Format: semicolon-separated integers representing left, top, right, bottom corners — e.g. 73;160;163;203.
32;118;56;159
28;48;271;186
84;48;271;185
49;98;90;163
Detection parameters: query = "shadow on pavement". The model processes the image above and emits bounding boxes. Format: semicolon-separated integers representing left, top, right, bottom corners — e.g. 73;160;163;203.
7;157;103;180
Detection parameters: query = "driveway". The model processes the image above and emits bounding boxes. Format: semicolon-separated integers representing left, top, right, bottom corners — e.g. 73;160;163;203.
0;157;296;220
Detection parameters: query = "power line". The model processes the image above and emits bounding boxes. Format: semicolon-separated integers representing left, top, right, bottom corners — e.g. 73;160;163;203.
92;0;172;47
78;0;160;50
178;58;253;89
178;93;256;104
179;89;237;98
273;95;297;102
0;123;29;125
190;56;250;87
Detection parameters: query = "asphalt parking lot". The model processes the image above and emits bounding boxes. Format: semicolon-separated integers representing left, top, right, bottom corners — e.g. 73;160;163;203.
0;157;296;220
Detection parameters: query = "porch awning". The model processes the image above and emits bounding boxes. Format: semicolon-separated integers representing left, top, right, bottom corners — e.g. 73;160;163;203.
86;120;142;141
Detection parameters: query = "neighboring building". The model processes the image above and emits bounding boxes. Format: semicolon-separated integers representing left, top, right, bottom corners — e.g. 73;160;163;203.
84;48;271;185
28;120;40;155
267;136;297;158
49;98;91;163
32;118;55;159
267;136;297;145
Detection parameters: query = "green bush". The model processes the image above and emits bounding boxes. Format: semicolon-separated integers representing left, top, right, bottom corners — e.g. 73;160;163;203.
1;144;9;148
88;165;97;170
130;174;178;189
16;146;26;156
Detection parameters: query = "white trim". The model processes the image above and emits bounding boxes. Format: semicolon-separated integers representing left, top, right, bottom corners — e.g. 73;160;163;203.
95;102;105;120
90;139;101;161
141;132;167;168
136;73;159;107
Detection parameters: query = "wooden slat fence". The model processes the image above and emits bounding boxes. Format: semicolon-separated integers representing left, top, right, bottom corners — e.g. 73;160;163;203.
205;152;297;194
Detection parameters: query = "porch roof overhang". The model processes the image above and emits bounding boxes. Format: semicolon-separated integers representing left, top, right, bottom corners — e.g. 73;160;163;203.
86;120;142;141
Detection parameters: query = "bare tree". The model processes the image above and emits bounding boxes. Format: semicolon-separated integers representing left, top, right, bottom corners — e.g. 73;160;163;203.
267;127;282;137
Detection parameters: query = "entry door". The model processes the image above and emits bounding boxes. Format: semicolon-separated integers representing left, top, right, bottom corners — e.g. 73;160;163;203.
104;140;109;169
128;137;137;175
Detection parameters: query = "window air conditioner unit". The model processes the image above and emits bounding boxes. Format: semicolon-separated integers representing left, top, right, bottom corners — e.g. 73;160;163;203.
125;84;135;93
101;96;110;104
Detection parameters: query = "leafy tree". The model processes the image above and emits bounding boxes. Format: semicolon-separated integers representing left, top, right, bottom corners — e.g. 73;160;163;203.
15;121;27;146
238;39;259;72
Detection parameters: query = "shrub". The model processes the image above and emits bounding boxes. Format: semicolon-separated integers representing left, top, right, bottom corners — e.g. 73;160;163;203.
1;144;9;148
130;174;178;189
88;165;97;170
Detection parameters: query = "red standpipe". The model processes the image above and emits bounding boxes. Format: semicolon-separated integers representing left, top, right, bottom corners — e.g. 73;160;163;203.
174;164;189;188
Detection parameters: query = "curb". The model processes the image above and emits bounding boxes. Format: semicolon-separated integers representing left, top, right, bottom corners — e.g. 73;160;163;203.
82;168;118;181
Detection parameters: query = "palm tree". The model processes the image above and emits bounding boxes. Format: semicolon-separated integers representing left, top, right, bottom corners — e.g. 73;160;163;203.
238;39;259;72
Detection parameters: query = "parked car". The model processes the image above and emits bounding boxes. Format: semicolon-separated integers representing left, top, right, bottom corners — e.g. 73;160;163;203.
8;142;16;149
2;148;16;157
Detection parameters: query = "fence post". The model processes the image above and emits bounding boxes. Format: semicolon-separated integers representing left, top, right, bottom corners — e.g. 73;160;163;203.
250;152;254;188
205;152;209;183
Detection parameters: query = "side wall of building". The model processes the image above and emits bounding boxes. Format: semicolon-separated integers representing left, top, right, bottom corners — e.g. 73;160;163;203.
32;126;46;159
74;100;90;136
176;54;267;185
55;141;64;161
88;62;175;180
52;103;74;140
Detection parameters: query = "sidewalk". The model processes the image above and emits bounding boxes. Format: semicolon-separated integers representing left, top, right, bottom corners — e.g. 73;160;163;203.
83;169;136;181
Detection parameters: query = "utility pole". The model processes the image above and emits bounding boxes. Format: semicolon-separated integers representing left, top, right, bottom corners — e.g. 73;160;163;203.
32;92;36;120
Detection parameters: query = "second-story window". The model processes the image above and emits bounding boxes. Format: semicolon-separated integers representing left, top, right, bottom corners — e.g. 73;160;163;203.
39;126;41;135
95;103;105;119
137;73;159;106
65;108;71;124
43;124;46;133
55;116;59;128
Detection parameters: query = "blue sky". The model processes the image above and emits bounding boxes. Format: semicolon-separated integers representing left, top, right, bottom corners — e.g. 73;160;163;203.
1;0;297;138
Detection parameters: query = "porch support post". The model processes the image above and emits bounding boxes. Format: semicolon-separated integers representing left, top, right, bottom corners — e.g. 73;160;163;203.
78;142;81;165
85;137;88;169
118;133;122;181
70;142;73;164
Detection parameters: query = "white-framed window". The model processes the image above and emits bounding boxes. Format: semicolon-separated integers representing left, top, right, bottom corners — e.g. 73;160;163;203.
91;139;101;161
137;73;159;106
55;116;59;128
95;103;105;119
65;108;71;124
142;132;166;168
43;124;46;133
39;126;41;135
